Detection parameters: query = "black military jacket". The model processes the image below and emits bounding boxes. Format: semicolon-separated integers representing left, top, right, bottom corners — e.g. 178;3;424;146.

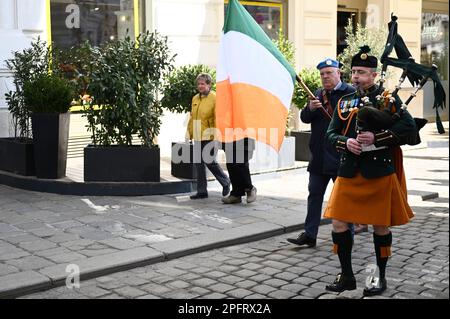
326;84;417;179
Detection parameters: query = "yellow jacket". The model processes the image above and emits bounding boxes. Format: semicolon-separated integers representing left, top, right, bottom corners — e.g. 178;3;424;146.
186;91;216;141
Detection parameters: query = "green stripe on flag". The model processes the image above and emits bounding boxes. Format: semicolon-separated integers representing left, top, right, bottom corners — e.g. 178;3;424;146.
224;0;297;82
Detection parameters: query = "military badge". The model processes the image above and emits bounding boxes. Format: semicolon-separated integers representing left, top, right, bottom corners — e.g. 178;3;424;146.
340;101;349;113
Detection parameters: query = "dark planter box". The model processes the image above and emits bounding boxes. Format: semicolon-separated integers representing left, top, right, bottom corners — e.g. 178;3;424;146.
290;130;311;162
0;138;35;176
171;142;196;179
84;145;160;182
32;112;70;179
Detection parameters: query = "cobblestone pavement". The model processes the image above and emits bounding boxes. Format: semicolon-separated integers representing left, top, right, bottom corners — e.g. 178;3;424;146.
20;198;449;299
1;122;448;298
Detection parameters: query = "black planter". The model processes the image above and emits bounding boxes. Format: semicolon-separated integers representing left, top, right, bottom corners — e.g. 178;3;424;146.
290;130;311;161
171;142;196;179
0;138;35;176
84;145;160;182
32;113;70;179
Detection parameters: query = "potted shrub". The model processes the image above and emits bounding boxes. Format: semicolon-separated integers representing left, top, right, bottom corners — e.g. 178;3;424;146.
0;92;35;176
23;73;74;179
290;68;322;161
161;64;216;179
83;31;175;182
1;38;52;176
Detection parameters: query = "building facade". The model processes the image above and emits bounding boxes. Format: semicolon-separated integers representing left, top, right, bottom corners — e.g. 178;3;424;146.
0;0;448;157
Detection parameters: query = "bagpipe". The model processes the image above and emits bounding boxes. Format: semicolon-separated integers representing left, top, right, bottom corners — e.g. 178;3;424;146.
356;14;446;145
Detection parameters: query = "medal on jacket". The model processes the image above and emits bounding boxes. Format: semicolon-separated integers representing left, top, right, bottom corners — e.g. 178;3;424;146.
340;101;349;113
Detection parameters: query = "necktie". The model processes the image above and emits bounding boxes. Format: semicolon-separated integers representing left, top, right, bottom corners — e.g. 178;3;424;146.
322;90;334;118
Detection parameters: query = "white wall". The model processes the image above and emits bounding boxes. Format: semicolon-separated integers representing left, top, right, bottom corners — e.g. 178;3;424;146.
288;0;338;70
0;0;48;137
146;0;223;67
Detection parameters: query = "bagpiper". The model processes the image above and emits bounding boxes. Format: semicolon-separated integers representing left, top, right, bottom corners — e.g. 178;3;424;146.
323;45;417;296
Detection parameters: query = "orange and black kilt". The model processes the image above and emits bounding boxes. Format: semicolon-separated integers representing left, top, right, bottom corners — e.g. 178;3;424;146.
324;149;414;226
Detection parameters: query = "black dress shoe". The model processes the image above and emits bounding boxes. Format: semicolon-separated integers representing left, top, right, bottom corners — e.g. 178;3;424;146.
286;232;316;247
222;183;231;197
325;273;357;292
363;277;387;297
190;193;208;200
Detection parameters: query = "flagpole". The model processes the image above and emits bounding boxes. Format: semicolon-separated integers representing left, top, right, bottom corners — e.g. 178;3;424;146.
296;75;332;120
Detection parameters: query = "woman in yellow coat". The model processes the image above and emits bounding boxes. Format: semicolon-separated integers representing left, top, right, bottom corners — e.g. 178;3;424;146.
186;73;231;199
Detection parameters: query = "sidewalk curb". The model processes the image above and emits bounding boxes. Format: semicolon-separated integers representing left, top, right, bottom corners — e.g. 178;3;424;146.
150;222;284;260
0;170;194;196
0;271;51;299
422;192;439;201
1;219;320;299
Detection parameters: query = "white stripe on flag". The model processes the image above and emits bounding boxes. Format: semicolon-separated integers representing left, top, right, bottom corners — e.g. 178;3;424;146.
217;31;294;110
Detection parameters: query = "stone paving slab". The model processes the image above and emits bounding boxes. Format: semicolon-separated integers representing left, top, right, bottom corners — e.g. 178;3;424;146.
0;271;50;298
150;222;284;259
39;247;164;284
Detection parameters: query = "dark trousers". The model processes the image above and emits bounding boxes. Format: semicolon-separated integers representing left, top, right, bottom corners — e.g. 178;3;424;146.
225;148;254;197
194;141;230;195
305;173;336;239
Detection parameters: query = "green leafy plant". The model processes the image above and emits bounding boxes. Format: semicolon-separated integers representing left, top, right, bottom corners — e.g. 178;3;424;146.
161;65;216;114
337;19;389;82
22;74;74;113
273;30;296;67
4;38;56;139
86;31;175;147
292;68;322;110
56;41;97;105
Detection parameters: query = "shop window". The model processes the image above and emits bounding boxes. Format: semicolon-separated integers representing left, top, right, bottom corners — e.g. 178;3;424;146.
421;13;449;81
48;0;139;49
224;1;283;39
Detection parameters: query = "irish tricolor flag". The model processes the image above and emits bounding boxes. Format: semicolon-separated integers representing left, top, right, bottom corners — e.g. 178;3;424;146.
216;0;296;151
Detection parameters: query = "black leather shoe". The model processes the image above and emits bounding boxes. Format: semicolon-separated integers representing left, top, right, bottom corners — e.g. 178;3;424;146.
222;183;231;197
190;193;208;200
363;277;387;297
287;232;316;247
325;273;357;292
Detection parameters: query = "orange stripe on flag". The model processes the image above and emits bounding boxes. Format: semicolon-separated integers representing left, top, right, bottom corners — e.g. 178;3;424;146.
216;79;288;151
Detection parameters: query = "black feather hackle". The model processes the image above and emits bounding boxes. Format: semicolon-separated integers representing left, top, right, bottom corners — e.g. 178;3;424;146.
359;45;371;54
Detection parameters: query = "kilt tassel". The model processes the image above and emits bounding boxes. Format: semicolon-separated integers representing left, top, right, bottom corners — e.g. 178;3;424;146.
380;246;392;258
333;244;338;254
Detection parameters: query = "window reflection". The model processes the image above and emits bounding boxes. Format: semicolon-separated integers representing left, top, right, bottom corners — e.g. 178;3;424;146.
224;1;282;40
50;0;135;49
421;13;449;81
